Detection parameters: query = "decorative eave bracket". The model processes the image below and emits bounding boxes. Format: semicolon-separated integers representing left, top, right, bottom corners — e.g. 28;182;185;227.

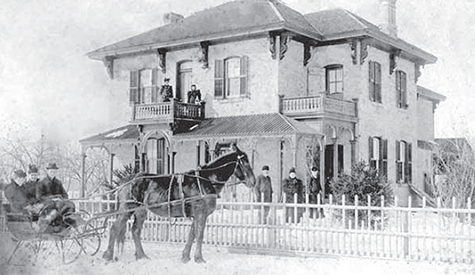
303;43;312;66
157;49;167;74
279;33;292;60
198;41;209;69
268;32;277;60
348;39;369;65
415;63;423;83
389;49;402;75
102;56;115;79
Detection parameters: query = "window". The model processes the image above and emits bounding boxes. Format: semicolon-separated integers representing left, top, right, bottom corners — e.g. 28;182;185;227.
129;68;158;104
325;65;343;94
396;70;407;109
146;138;165;174
396;140;412;183
214;56;248;98
369;61;382;103
369;136;388;177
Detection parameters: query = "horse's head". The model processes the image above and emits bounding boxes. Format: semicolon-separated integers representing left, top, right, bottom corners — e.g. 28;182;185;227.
232;146;256;188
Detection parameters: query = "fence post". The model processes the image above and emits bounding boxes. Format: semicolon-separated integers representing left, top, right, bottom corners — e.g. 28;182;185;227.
267;193;277;249
402;196;411;258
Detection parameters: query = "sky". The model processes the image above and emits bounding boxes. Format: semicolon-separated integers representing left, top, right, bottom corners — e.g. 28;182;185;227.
1;0;475;145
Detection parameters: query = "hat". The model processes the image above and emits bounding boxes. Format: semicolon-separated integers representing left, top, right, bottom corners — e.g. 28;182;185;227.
164;77;170;81
28;164;39;174
14;170;27;178
311;166;318;172
289;167;296;174
46;163;59;170
262;165;269;171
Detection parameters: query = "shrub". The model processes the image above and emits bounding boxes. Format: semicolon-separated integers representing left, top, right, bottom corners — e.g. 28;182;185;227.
330;161;393;229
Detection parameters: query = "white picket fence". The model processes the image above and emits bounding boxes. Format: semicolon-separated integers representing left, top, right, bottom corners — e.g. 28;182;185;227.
2;194;475;263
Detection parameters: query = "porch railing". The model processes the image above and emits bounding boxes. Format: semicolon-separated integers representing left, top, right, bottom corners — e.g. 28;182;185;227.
281;95;357;118
131;100;205;123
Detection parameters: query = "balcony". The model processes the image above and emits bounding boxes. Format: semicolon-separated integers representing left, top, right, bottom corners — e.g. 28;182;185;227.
280;95;357;121
131;99;205;124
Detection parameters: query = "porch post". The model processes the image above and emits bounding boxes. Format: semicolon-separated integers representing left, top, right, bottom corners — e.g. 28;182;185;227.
196;140;200;167
350;139;357;168
332;137;338;179
81;149;87;198
110;153;115;187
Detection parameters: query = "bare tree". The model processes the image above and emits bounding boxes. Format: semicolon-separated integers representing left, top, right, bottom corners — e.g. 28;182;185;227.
432;138;475;208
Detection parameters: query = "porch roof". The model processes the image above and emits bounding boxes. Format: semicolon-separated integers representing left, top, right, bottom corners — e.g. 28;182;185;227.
175;113;321;140
79;124;140;146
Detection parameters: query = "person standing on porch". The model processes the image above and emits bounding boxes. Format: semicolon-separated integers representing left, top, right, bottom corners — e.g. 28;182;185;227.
282;167;304;223
160;78;173;102
308;166;324;218
254;165;273;224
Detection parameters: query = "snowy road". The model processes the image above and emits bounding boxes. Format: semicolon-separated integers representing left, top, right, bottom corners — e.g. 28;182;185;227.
0;232;473;275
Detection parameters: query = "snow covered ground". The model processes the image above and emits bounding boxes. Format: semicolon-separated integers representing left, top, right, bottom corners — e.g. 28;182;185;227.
0;233;474;275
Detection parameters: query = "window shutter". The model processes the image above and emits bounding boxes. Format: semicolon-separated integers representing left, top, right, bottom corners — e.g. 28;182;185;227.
214;59;224;97
402;71;407;108
406;142;412;183
396;140;401;182
368;136;374;168
129;71;139;104
375;62;381;103
240;56;248;96
369;61;375;101
382;139;388;178
151;68;158;103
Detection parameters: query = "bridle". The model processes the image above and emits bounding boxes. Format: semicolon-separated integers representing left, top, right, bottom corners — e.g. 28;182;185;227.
198;152;250;187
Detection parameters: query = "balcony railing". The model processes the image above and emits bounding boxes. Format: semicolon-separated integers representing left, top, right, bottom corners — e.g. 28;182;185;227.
131;100;205;123
281;95;357;118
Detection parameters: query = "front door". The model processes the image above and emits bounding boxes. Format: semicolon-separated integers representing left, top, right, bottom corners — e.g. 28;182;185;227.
177;61;192;102
324;144;344;194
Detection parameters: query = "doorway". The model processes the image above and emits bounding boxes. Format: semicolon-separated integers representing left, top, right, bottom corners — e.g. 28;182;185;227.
324;144;344;194
177;61;192;102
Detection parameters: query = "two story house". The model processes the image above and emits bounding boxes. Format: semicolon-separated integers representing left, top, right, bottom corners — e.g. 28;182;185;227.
80;0;445;205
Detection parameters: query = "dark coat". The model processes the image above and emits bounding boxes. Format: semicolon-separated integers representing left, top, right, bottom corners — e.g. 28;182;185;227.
187;89;201;104
282;177;304;203
160;85;173;102
36;176;69;202
4;179;29;213
254;174;272;202
308;175;322;203
24;179;40;204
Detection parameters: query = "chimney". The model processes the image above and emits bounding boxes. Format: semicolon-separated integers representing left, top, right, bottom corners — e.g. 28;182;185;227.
378;0;397;37
163;12;184;25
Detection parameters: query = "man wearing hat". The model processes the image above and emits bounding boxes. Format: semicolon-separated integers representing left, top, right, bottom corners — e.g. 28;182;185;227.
37;163;76;230
254;165;273;224
282;167;304;223
160;78;173;102
4;169;29;213
308;166;324;218
24;164;40;205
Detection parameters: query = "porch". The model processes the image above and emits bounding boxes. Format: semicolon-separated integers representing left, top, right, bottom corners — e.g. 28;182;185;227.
280;95;358;121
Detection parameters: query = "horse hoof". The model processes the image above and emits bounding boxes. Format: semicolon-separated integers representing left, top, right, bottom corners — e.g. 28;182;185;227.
103;251;113;262
135;254;150;261
194;257;206;264
181;256;191;263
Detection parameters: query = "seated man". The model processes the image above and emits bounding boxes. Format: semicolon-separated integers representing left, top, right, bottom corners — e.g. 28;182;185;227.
4;169;30;214
36;163;78;230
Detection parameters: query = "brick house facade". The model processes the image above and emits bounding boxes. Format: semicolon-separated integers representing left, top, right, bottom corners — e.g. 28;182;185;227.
80;0;445;205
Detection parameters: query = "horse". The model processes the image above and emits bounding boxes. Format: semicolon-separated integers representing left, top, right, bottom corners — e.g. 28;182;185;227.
102;146;256;263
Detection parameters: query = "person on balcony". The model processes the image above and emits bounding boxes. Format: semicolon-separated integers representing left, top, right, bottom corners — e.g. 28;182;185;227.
160;78;173;102
282;167;304;223
187;84;202;104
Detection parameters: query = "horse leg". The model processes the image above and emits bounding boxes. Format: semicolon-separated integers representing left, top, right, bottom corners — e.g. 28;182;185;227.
132;209;149;260
193;214;208;263
103;211;133;261
181;218;196;263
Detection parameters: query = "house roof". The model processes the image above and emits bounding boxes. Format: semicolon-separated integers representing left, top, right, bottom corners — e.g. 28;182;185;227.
87;0;322;60
304;9;436;63
417;85;446;103
79;124;140;146
87;0;435;64
175;113;321;139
